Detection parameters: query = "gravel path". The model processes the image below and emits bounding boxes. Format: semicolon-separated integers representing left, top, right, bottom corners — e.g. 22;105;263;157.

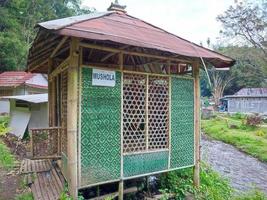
201;135;267;194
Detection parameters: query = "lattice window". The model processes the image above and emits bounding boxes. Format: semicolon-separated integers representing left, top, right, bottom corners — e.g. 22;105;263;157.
148;76;169;150
123;73;169;153
123;74;146;153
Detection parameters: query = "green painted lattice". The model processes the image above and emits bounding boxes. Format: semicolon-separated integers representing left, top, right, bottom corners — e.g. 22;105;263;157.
123;151;169;177
170;77;195;168
80;68;121;186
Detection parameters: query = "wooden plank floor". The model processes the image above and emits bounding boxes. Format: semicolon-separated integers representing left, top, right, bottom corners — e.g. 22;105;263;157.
20;159;65;200
20;159;52;174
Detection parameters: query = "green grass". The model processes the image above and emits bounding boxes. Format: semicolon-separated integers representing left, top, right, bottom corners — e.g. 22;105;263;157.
0;141;15;170
234;190;267;200
159;163;267;200
202;117;267;162
15;192;34;200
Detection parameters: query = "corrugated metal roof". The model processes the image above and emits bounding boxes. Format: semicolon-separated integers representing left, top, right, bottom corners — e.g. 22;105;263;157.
1;93;48;103
0;71;48;88
222;88;267;99
37;11;235;68
39;12;113;30
0;71;34;87
235;88;267;96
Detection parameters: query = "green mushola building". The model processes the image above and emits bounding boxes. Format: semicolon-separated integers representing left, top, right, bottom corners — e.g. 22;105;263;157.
27;3;235;199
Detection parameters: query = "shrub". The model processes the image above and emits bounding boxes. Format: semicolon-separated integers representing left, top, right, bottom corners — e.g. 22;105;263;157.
0;115;10;136
246;114;262;127
255;130;266;137
232;112;245;120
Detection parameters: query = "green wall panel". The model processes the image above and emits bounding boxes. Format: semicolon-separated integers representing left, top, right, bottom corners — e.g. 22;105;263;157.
123;151;168;177
170;77;194;168
81;68;121;186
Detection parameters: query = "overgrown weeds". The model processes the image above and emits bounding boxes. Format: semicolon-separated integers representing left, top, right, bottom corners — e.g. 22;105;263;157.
0;141;15;169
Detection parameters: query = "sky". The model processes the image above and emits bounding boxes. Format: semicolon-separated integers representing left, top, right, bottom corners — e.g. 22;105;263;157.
82;0;236;46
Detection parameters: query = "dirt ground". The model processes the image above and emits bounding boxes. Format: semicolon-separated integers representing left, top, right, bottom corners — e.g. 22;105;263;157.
0;134;30;200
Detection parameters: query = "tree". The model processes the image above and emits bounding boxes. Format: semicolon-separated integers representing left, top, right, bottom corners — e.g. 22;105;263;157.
218;46;267;94
207;67;234;107
0;0;93;72
217;0;267;56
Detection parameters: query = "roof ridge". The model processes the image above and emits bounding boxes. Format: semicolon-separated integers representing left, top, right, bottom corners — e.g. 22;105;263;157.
39;11;115;30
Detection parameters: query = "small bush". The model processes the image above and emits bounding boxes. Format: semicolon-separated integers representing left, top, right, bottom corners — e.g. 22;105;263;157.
255;130;266;137
246;114;262;127
0;116;10;136
232;112;245;120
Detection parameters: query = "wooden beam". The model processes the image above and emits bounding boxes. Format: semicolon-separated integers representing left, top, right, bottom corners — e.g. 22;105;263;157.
67;37;79;198
49;57;70;80
193;61;200;188
28;59;48;73
31;34;61;53
130;55;136;67
50;36;69;58
79;42;192;64
119;52;123;70
101;45;129;62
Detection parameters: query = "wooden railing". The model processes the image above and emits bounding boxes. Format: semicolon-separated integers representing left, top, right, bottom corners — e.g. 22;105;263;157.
30;127;61;159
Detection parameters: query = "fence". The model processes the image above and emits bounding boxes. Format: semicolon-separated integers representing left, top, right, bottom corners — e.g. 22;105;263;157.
31;127;61;159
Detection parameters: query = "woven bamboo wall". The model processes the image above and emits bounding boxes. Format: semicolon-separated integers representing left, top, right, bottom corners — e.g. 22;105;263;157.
80;67;194;187
80;68;121;186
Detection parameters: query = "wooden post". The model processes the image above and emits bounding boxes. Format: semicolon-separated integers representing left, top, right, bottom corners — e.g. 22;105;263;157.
193;61;200;187
118;180;124;200
67;37;79;198
48;58;53;127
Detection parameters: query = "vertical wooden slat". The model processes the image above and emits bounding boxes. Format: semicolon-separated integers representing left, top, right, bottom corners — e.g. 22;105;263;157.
48;58;53;127
67;37;79;198
193;61;200;187
119;52;124;200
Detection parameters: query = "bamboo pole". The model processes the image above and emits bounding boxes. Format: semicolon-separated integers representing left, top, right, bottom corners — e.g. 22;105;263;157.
118;180;124;200
67;37;79;199
193;61;200;187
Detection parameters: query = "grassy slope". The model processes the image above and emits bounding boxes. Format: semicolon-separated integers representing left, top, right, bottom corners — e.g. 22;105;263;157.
0;141;15;170
202;117;267;162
